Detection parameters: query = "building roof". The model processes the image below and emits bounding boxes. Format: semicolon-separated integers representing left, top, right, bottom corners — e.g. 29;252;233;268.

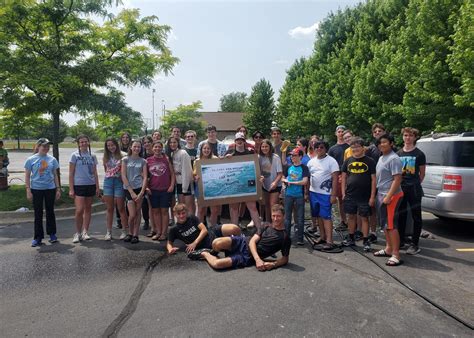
200;112;244;131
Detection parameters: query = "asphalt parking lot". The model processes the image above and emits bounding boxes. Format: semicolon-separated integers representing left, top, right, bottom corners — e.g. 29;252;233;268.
0;212;472;337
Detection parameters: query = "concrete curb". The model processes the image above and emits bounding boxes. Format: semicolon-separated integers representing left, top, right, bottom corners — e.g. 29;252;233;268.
0;202;107;225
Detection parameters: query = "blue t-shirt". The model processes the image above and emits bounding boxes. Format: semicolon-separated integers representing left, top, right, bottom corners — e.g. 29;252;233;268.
70;150;98;186
284;164;309;197
24;154;59;190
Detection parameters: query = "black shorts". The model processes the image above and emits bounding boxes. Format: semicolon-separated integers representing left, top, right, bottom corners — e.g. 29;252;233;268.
343;197;371;217
74;185;96;197
176;183;192;196
150;190;171;209
125;188;142;202
208;224;223;240
262;186;282;193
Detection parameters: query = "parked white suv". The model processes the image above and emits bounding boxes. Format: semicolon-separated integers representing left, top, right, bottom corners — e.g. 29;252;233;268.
417;132;474;221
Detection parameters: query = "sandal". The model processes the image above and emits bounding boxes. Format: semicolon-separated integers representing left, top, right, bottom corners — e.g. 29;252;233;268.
386;256;403;266
146;231;157;238
314;238;326;245
151;234;160;241
158;236;168;241
373;249;391;257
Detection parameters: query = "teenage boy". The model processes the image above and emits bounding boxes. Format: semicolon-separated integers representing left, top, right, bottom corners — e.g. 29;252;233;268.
197;125;227;158
170;126;187;148
194;204;291;271
328;125;349;229
341;137;376;251
283;148;310;245
397;127;426;255
167;203;241;257
307;140;339;251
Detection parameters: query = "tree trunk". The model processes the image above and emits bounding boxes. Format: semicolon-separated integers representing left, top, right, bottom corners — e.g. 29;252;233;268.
17;124;20;149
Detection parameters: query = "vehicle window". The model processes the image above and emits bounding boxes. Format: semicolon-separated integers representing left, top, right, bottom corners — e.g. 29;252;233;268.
418;141;474;167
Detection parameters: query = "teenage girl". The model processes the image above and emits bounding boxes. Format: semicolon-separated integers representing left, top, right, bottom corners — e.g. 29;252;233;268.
194;141;220;226
24;138;61;247
69;135;100;243
147;141;175;240
121;140;148;244
102;137;128;240
141;136;154;231
259;139;283;221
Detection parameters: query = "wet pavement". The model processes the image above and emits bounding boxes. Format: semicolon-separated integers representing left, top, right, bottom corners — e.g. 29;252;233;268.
0;213;473;336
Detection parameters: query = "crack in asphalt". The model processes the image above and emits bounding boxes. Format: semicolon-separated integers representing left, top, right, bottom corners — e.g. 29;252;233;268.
102;252;168;338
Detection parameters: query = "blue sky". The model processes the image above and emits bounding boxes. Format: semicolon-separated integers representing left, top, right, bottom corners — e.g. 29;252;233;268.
65;0;361;127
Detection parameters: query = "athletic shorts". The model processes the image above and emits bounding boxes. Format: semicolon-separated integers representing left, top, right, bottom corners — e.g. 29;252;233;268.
262;186;282;193
103;177;124;198
309;191;332;220
343;197;371;217
74;184;96;197
376;191;404;230
229;235;252;269
209;224;223;239
125;188;142;202
150;190;171;209
176;183;192;196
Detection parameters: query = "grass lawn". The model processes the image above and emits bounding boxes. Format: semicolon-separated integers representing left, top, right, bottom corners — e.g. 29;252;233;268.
4;141;103;150
0;185;99;211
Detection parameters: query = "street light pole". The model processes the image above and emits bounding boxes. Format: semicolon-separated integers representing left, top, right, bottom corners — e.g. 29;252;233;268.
152;88;156;131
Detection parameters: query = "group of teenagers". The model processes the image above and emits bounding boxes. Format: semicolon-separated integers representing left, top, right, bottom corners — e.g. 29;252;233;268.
23;122;426;270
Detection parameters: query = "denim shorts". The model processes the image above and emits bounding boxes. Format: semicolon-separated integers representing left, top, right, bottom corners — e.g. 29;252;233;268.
103;177;124;198
309;191;332;220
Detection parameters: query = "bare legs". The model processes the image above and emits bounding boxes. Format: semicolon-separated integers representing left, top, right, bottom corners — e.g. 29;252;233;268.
74;196;93;234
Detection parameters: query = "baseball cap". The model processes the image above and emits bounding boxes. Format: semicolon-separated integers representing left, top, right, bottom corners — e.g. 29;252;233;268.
335;125;346;132
234;132;246;141
291;147;303;156
36;138;53;146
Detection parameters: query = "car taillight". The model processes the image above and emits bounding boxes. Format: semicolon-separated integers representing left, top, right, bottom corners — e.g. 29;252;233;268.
443;174;462;191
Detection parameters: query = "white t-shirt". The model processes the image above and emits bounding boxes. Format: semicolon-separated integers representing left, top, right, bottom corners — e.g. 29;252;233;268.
307;155;339;195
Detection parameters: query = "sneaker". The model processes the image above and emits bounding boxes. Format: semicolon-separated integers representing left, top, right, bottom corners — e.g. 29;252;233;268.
354;230;363;241
247;220;255;228
73;233;81;243
114;222;122;229
368;233;378;244
342;238;355;247
141;220;150;231
188;248;211;260
123;234;133;242
119;229;128;240
363;242;371;252
104;231;112;241
49;234;58;243
31;239;41;247
297;241;305;246
130;236;139;244
399;242;408;250
82;232;91;241
406;245;421;255
335;222;348;231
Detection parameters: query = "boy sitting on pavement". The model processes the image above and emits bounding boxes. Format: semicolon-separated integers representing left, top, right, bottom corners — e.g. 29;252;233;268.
341;137;376;251
192;204;290;271
167;203;241;257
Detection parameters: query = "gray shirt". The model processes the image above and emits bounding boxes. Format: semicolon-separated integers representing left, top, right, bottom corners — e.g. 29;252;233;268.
123;156;146;189
259;154;283;190
376;151;402;195
70;151;98;186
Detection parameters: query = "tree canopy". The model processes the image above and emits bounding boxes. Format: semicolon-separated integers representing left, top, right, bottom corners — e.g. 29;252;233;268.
277;0;474;141
0;0;178;160
219;92;248;112
160;101;206;140
243;79;275;136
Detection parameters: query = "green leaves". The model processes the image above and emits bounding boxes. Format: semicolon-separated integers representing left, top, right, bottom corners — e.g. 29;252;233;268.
244;79;275;136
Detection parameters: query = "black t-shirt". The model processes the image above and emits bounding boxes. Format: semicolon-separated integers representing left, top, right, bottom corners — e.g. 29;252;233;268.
328;143;350;168
365;143;381;164
397;147;426;187
225;147;254;156
254;225;291;259
341;155;376;202
184;147;197;165
168;215;211;249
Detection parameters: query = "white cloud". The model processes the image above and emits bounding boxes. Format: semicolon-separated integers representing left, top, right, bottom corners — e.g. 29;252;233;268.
288;22;319;39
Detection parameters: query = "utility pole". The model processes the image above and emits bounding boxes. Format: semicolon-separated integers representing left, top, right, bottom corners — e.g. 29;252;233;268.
152;88;156;131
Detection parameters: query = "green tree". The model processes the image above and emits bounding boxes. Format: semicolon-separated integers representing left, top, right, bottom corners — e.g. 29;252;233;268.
69;119;99;141
0;1;178;161
161;101;206;139
0;110;45;148
32;117;69;143
244;79;275;136
219;92;248;112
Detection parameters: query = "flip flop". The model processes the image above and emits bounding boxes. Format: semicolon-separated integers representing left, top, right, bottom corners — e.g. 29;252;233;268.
373;249;391;257
386;256;403;266
146;231;157;238
151;234;160;241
